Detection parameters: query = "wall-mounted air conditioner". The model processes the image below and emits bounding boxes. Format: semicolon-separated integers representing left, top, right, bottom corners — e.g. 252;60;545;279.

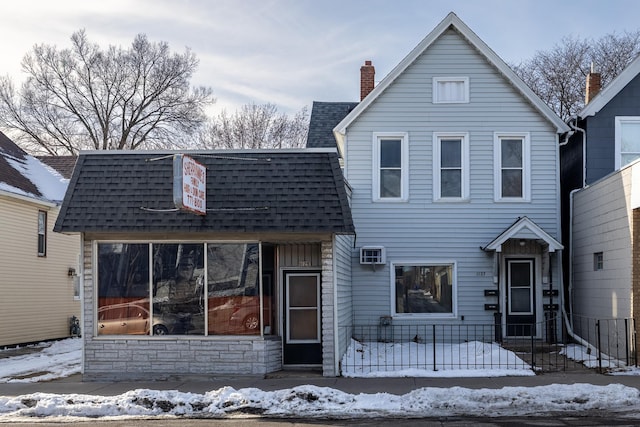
360;246;386;265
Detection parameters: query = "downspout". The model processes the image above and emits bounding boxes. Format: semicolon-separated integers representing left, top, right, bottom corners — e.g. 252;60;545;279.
567;116;587;187
562;187;598;353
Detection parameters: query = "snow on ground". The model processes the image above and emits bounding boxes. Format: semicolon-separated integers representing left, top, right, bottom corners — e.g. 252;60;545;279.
0;339;81;383
2;338;640;421
341;339;535;377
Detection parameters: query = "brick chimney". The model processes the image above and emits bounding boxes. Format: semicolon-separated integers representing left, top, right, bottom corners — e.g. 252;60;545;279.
585;62;601;104
360;60;375;101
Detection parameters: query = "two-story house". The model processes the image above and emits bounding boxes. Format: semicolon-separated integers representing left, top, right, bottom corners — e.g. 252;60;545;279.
0;131;80;347
560;54;640;336
311;12;569;343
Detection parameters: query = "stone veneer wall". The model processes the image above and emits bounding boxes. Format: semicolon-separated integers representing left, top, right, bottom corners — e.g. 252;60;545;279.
81;240;282;381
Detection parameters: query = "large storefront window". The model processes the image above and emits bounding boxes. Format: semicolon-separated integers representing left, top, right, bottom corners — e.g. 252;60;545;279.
393;263;455;316
97;244;150;335
97;242;267;336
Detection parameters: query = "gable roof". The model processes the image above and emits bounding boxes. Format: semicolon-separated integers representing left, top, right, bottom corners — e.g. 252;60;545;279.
579;53;640;118
36;156;77;179
54;149;354;235
306;101;358;150
0;131;68;204
333;12;569;156
482;216;563;253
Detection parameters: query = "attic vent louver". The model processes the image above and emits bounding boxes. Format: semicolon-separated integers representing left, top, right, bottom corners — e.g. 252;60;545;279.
360;246;386;265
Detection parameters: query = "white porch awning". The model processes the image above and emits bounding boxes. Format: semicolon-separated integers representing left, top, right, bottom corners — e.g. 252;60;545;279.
482;216;563;253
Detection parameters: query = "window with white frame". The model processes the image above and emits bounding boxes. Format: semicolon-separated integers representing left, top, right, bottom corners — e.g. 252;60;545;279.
373;133;408;201
594;252;604;271
37;210;47;256
392;262;456;317
433;132;469;201
615;117;640;169
433;77;469;104
494;133;530;201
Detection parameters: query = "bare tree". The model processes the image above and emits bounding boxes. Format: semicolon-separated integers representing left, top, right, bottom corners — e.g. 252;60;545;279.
0;30;214;155
198;103;309;149
512;31;640;121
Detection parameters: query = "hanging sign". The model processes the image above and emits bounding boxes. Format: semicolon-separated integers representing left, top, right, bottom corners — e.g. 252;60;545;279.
173;154;206;215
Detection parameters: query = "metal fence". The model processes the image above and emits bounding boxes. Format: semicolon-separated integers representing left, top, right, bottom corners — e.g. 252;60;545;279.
339;315;599;376
568;315;637;373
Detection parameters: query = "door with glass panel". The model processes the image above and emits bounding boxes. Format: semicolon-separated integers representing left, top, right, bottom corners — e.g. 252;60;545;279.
283;271;321;365
505;259;536;337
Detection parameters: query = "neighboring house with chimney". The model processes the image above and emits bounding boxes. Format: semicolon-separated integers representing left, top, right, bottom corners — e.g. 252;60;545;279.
0;132;80;347
308;12;569;343
560;54;640;334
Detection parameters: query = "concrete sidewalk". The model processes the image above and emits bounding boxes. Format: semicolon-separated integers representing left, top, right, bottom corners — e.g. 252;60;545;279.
2;370;640;397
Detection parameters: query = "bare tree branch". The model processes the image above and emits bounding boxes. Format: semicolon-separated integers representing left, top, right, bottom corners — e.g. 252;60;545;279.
0;30;214;155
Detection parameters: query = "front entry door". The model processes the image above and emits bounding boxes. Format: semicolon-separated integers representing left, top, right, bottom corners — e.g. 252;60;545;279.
283;271;322;365
505;259;536;337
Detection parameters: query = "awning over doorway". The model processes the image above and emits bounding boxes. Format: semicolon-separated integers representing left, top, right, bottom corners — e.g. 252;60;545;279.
482;216;563;253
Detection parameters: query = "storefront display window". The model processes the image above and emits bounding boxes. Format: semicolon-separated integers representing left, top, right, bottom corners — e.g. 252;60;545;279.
97;242;269;336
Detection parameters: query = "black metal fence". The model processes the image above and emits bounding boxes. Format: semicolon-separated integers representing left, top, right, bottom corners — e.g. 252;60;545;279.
339;315;633;376
567;315;637;373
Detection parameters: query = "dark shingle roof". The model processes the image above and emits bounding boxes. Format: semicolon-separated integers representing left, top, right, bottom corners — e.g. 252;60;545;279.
54;150;354;235
36;156;77;179
306;101;358;149
0;131;42;197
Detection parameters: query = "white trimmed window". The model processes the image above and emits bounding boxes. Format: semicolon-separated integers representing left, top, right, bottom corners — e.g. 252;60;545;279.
615;117;640;169
433;132;469;201
372;132;408;202
37;210;47;257
392;261;456;318
433;77;469;103
494;133;530;202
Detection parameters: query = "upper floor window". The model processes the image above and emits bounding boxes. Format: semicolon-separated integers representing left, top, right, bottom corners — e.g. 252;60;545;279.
433;77;469;104
433;132;469;201
494;133;530;202
373;132;408;202
37;210;47;256
615;117;640;169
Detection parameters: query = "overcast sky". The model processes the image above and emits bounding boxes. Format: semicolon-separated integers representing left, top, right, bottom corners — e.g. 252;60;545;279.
1;0;639;116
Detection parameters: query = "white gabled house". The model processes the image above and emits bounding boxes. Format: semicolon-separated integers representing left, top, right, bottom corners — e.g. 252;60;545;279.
311;12;570;344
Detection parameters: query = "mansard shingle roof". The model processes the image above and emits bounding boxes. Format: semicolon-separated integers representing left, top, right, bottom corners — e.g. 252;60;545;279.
54;149;354;235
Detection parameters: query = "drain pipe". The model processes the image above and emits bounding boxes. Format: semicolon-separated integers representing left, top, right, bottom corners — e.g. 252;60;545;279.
562;187;597;353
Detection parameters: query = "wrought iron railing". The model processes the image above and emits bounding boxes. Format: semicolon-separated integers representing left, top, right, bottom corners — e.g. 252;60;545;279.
339;316;574;376
567;315;637;373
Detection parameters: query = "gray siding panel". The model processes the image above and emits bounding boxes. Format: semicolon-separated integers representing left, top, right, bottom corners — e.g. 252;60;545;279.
345;29;561;326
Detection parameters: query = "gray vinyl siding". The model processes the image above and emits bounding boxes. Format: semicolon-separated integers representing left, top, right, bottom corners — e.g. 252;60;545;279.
345;28;561;325
333;233;354;371
572;167;633;320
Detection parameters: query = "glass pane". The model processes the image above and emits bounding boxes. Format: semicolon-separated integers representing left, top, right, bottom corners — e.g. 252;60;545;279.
206;244;261;335
621;122;640;152
289;276;318;307
97;243;150;335
510;263;531;286
395;265;453;314
289;309;318;340
380;169;401;198
502;169;522;197
441;139;461;167
380;139;401;168
510;288;531;313
153;243;204;335
441;169;461;197
501;139;522;167
621;153;640;167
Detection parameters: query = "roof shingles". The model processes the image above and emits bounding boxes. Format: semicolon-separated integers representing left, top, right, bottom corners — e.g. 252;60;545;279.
54;150;354;235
